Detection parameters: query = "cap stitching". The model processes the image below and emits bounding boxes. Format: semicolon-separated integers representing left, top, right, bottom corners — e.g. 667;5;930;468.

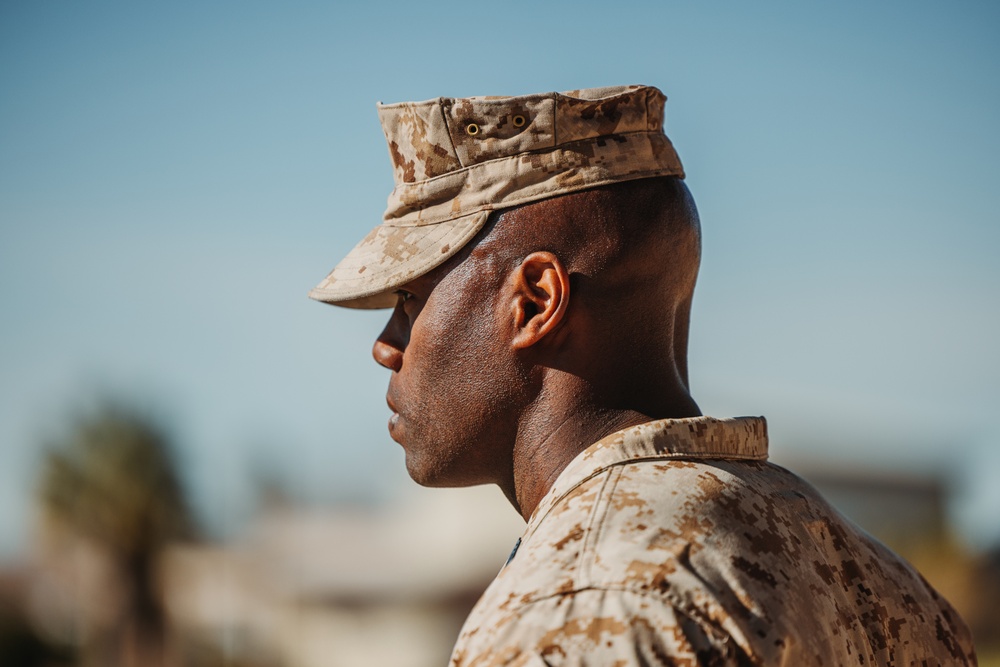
437;98;462;168
551;93;558;148
386;129;671;192
383;161;684;227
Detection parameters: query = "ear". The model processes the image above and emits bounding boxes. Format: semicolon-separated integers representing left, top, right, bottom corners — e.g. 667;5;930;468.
508;251;570;350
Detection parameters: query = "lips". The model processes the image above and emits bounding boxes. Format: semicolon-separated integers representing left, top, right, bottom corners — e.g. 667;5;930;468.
386;394;401;440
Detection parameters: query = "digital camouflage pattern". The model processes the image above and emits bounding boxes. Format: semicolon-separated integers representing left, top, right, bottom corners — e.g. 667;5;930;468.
309;85;685;308
450;417;977;666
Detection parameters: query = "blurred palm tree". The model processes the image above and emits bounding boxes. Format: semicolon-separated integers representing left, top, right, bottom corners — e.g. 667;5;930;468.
36;404;196;667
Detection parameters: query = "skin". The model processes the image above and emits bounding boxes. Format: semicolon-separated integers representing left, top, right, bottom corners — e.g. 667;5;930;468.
372;176;703;520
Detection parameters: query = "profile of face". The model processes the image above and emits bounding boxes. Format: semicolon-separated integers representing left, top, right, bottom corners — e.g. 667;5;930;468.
371;251;526;488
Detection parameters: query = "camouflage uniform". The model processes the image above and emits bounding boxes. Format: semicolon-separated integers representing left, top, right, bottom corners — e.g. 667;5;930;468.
449;417;977;666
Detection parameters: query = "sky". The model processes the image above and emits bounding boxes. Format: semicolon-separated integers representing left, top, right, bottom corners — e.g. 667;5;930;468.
1;0;998;557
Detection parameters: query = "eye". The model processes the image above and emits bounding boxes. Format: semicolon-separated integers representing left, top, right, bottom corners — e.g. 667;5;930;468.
395;290;415;304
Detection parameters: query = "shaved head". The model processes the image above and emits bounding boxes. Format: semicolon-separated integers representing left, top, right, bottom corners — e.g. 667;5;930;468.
468;176;702;411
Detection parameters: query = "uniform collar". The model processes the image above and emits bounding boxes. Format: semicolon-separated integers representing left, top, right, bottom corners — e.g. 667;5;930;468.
525;416;768;532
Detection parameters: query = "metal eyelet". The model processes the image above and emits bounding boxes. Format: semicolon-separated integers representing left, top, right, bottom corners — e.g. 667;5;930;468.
512;115;526;128
465;123;480;136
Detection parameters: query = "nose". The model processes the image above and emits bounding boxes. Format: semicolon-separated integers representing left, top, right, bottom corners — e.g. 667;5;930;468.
372;307;407;372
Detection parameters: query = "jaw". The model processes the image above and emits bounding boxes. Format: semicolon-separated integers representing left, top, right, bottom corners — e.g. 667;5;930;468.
397;420;519;491
403;451;489;489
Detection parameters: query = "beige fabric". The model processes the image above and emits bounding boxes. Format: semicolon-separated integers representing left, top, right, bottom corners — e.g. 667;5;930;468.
309;85;685;308
450;417;977;666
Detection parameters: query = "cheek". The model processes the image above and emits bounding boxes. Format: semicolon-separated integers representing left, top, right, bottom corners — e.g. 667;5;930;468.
396;279;529;485
413;301;520;428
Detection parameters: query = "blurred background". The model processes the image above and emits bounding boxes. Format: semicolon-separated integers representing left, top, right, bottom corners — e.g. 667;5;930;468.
1;1;998;665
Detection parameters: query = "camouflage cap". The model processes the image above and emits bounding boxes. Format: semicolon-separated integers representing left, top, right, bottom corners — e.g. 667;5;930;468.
309;84;685;308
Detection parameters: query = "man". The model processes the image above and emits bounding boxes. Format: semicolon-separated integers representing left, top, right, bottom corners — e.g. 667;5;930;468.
310;86;976;665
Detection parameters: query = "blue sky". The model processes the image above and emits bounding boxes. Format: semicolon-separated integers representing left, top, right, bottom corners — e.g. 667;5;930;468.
1;0;998;555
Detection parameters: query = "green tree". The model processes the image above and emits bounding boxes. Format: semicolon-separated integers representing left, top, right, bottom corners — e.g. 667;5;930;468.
37;404;195;667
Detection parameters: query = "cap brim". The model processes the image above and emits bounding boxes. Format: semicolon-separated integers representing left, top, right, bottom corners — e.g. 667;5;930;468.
308;209;492;309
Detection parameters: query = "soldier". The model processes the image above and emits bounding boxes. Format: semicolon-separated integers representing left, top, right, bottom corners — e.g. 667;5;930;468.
310;86;976;665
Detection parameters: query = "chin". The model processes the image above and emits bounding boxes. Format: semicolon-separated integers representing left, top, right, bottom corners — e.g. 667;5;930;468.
403;452;482;489
404;459;455;488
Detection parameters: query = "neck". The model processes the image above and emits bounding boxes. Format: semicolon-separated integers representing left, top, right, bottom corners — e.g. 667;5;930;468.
502;370;699;521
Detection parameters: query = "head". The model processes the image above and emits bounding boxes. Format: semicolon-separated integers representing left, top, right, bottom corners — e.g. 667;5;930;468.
371;176;702;489
310;85;698;493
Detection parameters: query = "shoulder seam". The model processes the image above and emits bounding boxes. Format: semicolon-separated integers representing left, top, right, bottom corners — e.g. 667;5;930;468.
577;466;622;584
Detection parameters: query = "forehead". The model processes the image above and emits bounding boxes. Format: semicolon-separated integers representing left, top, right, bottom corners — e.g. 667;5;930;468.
399;250;478;304
406;231;505;297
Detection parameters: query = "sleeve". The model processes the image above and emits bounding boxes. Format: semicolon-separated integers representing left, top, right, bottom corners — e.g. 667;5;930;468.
454;587;745;667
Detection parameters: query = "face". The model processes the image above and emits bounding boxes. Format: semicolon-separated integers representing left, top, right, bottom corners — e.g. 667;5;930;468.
371;252;526;488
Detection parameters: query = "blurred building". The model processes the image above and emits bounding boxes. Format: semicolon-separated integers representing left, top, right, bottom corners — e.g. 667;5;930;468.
162;485;523;667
